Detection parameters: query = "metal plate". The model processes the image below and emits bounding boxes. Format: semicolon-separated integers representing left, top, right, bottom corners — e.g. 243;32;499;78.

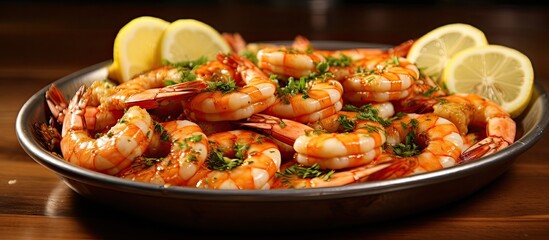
15;42;549;230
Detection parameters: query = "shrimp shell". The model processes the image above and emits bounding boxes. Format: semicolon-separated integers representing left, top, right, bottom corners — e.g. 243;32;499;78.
188;130;282;190
294;121;386;169
263;79;344;123
60;86;154;175
118;120;209;186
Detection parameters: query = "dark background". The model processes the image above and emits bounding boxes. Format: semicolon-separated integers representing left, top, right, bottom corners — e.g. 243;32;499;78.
2;0;547;79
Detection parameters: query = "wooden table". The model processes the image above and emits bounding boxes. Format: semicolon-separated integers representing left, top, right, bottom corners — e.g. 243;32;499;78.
1;1;548;238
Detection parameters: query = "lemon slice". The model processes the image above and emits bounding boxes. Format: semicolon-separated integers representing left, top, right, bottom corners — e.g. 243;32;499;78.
443;45;534;118
108;16;169;82
407;23;488;83
160;19;230;63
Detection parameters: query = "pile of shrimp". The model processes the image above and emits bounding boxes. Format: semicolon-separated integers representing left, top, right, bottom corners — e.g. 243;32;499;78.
36;34;516;189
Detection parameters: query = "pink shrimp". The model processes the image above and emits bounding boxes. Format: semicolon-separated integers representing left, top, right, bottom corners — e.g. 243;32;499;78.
393;93;515;161
46;66;207;130
262;79;345;123
118;120;209;186
60;86;154;175
187;130;282;190
242;113;386;170
256;47;326;78
434;94;516;162
184;53;277;121
293;35;414;61
365;113;464;181
272;159;391;189
341;56;420;103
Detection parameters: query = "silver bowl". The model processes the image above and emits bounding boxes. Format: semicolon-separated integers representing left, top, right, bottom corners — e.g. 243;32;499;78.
16;42;549;230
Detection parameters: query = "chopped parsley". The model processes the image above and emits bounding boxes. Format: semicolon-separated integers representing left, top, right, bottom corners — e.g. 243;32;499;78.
276;163;335;181
240;50;258;65
176;133;203;150
337;115;356;132
154;122;170;142
325;54;353;67
206;77;238;94
384;55;401;66
276;76;310;102
342;104;393;127
206;142;250;171
163;57;208;85
422;86;440;97
144;157;162;168
390;119;421;157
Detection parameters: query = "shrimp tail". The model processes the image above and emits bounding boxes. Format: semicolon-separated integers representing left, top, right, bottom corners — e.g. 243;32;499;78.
388;39;415;57
291;35;312;52
459;137;510;163
62;85;90;136
367;157;417;181
240;114;313;146
45;83;68;125
222;32;247;53
125;80;208;109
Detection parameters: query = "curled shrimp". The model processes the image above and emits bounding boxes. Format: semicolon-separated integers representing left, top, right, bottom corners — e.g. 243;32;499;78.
262;79;345;123
118;120;209;186
433;94;516;162
256;36;414;83
184;53;277;121
294;120;386;170
366;113;464;181
104;66;206;110
46;67;207;130
187;130;282;190
256;47;326;78
242;113;386;170
60;86;154;175
341;56;420;103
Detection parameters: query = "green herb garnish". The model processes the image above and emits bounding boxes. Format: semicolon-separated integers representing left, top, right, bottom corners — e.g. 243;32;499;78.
154;122;170;142
206;77;238;94
205;143;249;171
276;163;335;181
390;118;421;157
163;56;208;85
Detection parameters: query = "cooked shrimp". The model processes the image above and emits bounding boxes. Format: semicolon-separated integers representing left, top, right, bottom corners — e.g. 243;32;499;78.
262;79;344;123
272;159;391;189
257;47;326;78
242;113;386;170
118;120;209;186
308;102;395;132
46;67;206;130
341;56;419;103
294;121;386;170
365;113;464;181
433;94;516;162
60;86;154;175
292;35;414;61
46;83;123;131
187;130;282;190
184;53;277;121
223;32;281;58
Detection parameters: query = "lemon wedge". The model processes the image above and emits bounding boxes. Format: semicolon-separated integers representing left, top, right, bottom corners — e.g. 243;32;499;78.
160;19;230;63
407;23;488;83
108;16;169;83
442;45;534;118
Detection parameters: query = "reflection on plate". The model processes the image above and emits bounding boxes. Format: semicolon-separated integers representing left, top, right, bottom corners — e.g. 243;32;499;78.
16;42;549;230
